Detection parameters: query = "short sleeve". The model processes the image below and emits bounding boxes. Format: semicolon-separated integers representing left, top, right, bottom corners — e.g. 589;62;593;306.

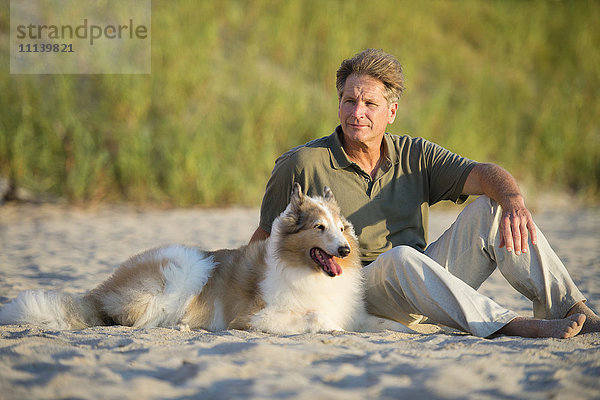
422;140;477;205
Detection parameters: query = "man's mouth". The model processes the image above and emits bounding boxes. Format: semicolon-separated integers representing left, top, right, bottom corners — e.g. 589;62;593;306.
310;248;343;277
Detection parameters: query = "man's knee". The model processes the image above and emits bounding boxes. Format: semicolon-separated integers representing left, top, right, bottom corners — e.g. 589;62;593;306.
467;195;498;216
379;245;422;265
457;195;503;233
372;246;432;280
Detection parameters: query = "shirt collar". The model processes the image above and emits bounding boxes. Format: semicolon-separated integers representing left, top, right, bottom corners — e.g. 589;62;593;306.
382;131;400;166
328;125;400;170
328;126;352;170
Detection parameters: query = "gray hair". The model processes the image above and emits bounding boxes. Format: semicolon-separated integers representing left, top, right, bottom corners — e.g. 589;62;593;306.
336;49;405;104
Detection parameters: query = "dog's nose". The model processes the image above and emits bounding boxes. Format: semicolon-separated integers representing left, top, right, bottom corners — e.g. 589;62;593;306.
338;246;351;257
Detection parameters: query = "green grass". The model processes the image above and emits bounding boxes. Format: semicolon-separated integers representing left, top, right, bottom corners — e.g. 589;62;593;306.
1;0;598;206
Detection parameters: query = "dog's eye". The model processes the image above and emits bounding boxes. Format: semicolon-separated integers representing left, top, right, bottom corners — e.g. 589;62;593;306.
340;226;344;232
314;224;325;231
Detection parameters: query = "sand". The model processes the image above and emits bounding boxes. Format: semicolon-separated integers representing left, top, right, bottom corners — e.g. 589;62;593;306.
1;202;599;399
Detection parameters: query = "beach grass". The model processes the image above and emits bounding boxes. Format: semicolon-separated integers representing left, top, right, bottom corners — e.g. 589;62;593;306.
0;0;598;206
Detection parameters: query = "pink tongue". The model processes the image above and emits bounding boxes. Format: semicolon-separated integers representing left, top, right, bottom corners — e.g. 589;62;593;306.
325;256;342;276
313;248;342;276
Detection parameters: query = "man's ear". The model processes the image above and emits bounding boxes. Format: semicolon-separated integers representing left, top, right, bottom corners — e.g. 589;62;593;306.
388;102;398;124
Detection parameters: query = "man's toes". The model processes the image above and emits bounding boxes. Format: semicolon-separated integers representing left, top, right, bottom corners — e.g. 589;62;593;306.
570;321;578;330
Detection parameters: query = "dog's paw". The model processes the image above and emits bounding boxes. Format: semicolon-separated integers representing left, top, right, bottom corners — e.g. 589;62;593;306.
358;315;416;333
304;311;344;333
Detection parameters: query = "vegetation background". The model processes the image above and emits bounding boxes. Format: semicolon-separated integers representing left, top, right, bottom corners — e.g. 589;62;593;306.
0;0;598;206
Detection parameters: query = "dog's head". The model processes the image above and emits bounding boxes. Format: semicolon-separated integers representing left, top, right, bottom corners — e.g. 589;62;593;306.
271;183;360;277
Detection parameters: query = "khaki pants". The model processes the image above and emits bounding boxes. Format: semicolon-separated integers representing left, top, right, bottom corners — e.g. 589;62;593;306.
363;196;586;337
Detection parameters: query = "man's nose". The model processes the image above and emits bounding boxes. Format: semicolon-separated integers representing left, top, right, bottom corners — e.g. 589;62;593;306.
351;103;366;118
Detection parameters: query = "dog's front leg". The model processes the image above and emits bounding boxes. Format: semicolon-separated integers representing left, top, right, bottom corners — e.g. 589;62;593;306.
303;311;345;333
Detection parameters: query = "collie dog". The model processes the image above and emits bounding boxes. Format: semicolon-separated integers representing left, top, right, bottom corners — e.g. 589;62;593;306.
0;184;412;334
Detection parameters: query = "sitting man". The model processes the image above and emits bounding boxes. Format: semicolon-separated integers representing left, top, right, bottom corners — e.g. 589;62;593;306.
250;48;599;338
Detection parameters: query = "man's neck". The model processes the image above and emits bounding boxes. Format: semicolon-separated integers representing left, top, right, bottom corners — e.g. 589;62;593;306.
342;135;385;179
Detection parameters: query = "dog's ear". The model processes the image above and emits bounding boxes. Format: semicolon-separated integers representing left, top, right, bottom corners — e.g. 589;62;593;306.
323;186;335;203
279;183;305;233
290;183;304;208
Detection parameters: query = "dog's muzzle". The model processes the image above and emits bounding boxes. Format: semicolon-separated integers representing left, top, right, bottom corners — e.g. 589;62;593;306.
310;247;347;277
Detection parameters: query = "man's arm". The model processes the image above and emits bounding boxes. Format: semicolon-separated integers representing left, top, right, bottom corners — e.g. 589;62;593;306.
249;227;269;244
462;163;537;255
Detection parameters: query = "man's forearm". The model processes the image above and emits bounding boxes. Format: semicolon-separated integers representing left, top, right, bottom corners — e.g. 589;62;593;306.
465;163;524;208
463;162;537;255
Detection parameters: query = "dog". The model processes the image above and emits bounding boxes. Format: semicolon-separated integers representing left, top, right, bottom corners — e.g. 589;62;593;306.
0;184;413;334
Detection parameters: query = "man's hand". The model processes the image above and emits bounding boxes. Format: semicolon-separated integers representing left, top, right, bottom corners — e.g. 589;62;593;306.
498;199;537;255
463;163;537;255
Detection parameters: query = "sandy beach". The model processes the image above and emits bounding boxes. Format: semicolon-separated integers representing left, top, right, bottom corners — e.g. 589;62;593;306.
1;202;599;399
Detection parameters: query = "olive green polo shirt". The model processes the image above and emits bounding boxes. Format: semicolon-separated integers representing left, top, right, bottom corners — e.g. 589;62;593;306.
259;126;477;263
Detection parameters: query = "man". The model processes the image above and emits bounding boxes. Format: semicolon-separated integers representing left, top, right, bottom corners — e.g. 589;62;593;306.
250;49;599;338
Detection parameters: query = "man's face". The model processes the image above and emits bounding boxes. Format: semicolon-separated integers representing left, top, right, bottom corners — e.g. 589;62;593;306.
338;73;398;147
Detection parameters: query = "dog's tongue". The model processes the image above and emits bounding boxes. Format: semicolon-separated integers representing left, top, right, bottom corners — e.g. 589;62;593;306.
311;248;343;277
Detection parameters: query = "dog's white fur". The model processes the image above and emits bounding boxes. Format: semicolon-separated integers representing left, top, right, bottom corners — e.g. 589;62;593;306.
0;185;413;334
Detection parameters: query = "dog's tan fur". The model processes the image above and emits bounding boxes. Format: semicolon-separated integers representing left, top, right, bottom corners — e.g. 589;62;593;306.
1;185;413;334
182;245;268;330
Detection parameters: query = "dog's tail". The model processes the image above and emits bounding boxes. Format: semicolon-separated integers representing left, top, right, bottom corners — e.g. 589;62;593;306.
0;290;105;330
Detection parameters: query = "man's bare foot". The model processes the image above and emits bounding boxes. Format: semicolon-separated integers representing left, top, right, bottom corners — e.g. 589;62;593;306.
566;301;600;334
497;314;586;339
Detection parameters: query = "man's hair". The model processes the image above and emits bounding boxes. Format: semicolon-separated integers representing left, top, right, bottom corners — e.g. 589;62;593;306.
336;48;405;104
